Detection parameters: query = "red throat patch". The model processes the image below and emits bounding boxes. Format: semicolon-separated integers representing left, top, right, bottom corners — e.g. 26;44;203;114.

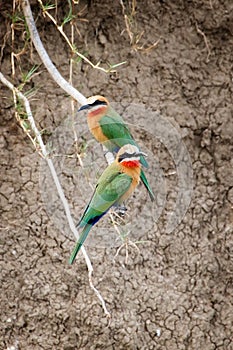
88;106;107;117
121;160;140;168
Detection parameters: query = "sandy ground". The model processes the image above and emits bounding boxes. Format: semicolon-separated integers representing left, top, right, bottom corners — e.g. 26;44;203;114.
1;1;233;349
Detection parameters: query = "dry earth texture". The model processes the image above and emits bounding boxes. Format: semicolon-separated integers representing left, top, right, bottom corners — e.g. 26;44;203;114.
1;0;233;349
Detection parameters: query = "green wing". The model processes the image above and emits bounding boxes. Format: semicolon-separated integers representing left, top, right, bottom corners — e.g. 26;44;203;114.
99;114;133;149
99;113;149;168
79;171;133;227
69;172;133;264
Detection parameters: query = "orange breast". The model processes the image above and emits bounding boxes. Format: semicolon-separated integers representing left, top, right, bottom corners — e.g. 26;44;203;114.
87;112;108;143
118;163;141;203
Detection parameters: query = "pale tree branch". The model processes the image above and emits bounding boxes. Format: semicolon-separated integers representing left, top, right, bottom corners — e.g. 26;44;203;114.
19;0;118;316
0;72;110;318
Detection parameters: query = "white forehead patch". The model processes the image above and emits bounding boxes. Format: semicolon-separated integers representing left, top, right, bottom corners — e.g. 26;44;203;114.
119;144;139;156
87;96;98;104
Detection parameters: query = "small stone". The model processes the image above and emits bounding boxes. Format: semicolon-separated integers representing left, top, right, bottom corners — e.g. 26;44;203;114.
199;149;212;164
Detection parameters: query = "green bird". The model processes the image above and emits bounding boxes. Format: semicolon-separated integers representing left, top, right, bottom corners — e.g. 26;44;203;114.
78;95;155;201
69;144;146;264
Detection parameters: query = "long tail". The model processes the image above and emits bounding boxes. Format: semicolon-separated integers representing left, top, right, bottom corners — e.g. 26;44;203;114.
140;169;155;202
69;224;92;264
140;154;149;168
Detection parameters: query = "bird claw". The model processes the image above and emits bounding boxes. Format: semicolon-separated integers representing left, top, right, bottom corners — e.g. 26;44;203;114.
113;204;127;217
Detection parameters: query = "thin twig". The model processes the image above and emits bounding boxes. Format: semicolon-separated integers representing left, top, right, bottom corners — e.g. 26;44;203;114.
136;37;161;53
0;72;110;318
119;0;160;52
21;0;87;105
69;18;83;166
113;235;141;265
109;212;123;237
37;0;109;73
195;22;211;63
37;0;125;73
88;270;110;317
11;0;16;77
109;212;140;265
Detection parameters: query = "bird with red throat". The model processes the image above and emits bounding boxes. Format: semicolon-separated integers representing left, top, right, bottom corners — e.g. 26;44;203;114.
78;95;155;201
69;144;146;264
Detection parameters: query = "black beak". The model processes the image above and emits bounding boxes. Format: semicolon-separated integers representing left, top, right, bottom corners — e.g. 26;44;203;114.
78;104;91;112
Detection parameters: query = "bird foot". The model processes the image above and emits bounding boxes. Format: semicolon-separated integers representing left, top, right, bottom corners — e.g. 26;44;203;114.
114;204;127;217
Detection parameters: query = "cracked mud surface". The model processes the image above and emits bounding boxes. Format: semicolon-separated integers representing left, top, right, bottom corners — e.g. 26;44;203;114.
1;1;233;349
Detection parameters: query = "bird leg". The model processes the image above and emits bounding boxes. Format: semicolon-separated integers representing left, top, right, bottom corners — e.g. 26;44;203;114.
113;203;127;218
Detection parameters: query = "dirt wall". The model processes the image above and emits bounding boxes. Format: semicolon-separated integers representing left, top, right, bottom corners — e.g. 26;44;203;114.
1;1;233;349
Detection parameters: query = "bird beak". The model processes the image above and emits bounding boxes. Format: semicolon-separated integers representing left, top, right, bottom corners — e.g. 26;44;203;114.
78;104;90;112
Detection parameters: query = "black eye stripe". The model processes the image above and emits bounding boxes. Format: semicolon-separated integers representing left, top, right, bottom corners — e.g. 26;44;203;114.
89;100;107;107
119;152;137;162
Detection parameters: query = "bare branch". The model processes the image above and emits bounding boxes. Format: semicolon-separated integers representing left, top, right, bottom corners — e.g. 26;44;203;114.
0;72;110;318
20;0;117;315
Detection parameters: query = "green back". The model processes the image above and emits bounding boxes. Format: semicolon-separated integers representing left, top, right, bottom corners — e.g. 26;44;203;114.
79;165;133;227
99;107;148;168
69;166;133;264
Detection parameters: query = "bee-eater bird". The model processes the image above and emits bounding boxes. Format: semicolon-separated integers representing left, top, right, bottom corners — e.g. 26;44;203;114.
78;95;155;201
69;144;146;264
